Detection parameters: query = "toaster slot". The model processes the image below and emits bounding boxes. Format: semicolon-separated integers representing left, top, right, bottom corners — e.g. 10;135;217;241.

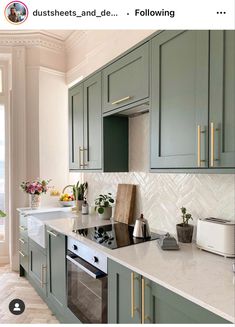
204;217;231;224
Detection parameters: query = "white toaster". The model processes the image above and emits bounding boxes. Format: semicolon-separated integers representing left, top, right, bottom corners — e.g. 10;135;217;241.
196;218;235;258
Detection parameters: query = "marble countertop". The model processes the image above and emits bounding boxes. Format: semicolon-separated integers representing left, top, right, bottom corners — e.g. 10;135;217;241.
20;209;235;323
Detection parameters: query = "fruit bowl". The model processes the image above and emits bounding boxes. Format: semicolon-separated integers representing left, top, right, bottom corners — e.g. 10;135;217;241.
59;200;76;207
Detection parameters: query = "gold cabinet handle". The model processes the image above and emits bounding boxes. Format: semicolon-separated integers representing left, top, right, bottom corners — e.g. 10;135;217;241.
141;277;145;323
19;251;25;257
211;122;214;167
197;125;206;167
131;272;135;318
19;238;25;244
79;147;88;168
40;265;47;288
47;230;57;237
78;146;83;168
83;147;88;167
197;125;201;167
112;96;131;105
19;225;27;231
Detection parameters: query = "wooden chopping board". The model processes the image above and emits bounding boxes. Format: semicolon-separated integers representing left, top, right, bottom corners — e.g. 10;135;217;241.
114;184;136;224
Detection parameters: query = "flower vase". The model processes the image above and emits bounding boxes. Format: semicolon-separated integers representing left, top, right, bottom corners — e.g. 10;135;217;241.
30;194;41;210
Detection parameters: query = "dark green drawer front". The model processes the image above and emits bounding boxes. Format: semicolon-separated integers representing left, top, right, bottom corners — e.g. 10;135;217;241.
102;43;149;113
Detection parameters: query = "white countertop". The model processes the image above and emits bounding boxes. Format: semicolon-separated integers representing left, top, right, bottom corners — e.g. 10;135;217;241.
20;209;235;323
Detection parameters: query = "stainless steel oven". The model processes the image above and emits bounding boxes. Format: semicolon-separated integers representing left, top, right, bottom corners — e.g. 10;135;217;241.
66;237;107;323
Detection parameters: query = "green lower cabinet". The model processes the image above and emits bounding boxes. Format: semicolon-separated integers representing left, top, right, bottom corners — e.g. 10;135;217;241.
108;259;230;324
46;228;67;321
108;259;141;323
28;239;47;297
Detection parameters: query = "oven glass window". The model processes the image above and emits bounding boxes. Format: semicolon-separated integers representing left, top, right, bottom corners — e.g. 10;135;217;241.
67;258;107;323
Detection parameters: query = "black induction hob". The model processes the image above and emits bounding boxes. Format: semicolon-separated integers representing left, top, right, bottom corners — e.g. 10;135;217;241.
72;222;160;250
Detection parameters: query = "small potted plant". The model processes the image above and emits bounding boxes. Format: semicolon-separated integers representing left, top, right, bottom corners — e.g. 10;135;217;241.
95;193;114;220
176;207;194;243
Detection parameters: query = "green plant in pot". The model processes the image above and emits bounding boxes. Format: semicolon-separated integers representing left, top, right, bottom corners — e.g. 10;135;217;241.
176;207;194;243
95;193;114;220
62;181;88;211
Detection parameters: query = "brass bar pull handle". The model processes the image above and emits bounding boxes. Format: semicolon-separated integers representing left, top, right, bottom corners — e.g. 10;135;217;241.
47;230;57;237
131;272;135;318
197;125;201;167
112;96;131;105
19;225;27;231
19;251;25;257
142;277;145;324
41;265;46;288
79;146;83;167
19;238;25;244
211;122;214;167
83;148;88;167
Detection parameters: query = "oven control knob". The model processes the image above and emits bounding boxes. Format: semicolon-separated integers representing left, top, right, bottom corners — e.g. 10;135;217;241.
73;244;78;251
93;256;99;263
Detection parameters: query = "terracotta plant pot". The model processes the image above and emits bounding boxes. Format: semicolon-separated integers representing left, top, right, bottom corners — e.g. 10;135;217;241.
176;224;194;243
97;207;112;220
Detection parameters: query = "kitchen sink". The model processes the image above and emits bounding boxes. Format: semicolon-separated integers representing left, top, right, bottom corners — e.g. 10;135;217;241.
27;211;75;248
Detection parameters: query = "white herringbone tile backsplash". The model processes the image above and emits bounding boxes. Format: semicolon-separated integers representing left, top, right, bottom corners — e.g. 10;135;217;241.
69;114;235;236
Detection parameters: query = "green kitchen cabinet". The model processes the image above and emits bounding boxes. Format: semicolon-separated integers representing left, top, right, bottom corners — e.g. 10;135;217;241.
19;213;29;275
28;239;47;297
150;30;209;169
108;259;230;324
144;278;230;324
46;227;67;319
108;259;141;323
102;43;149;114
209;31;235;168
69;73;102;171
69;83;84;170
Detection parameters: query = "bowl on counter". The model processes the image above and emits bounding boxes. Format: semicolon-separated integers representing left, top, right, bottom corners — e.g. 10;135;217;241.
59;200;76;207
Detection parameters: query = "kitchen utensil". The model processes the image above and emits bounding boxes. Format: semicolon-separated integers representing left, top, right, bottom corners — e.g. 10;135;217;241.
157;233;179;250
133;214;151;239
114;184;136;224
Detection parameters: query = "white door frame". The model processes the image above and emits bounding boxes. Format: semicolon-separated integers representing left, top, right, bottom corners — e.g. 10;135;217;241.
0;59;11;263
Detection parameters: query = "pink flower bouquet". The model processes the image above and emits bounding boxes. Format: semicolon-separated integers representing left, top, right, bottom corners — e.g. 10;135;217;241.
20;179;51;195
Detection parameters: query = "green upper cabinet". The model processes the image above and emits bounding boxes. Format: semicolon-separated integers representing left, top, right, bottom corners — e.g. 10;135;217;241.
209;31;235;168
69;84;84;170
46;228;67;318
102;43;149;114
69;73;102;170
83;73;102;170
150;30;209;169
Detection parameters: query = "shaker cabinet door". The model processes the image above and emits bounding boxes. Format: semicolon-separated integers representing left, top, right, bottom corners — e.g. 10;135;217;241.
108;259;141;324
28;241;47;296
83;73;102;170
69;84;84;170
46;228;66;314
150;30;209;169
209;31;235;168
102;43;149;113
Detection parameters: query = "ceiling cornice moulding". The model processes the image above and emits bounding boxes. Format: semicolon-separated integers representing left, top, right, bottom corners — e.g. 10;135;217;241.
0;32;65;51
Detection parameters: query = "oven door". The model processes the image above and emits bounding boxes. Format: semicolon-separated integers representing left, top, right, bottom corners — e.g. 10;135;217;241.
66;251;107;323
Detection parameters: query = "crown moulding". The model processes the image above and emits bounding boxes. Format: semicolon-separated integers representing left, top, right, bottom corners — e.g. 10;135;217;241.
0;32;65;51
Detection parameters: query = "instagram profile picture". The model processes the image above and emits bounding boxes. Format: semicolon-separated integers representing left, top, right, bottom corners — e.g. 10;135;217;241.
5;1;28;24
